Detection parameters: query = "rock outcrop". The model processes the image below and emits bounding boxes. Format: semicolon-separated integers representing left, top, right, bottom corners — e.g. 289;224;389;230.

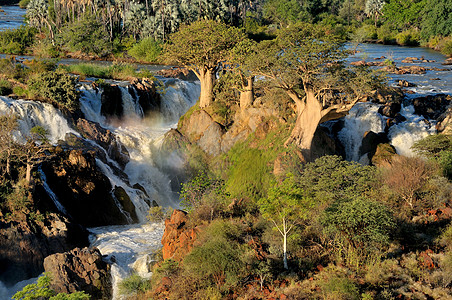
413;94;452;120
161;210;201;261
43;247;111;299
100;84;123;118
179;107;280;156
40;149;138;227
76;118;129;168
0;211;88;285
436;105;452;135
130;77;161;114
359;131;389;162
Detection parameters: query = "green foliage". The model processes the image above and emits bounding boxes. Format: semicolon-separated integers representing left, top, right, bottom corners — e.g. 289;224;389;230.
128;37;162;63
377;23;396;44
119;273;151;295
421;0;452;39
19;0;31;9
30;125;49;144
382;0;426;30
27;71;79;111
60;62;150;81
147;206;173;222
32;39;61;58
413;134;452;179
58;14;112;57
164;20;246;71
441;40;452;56
183;220;247;289
396;29;421;46
12;273;91;300
322;197;395;250
299;155;378;204
0;58;25;80
0;26;37;55
318;274;359;300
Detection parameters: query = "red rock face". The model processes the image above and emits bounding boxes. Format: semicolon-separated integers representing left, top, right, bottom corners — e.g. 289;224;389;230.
161;210;201;261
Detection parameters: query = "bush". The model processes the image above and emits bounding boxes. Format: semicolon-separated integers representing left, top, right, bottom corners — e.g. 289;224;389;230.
381;156;435;210
299;155;378;204
441;39;452;56
0;26;37;55
19;0;31;8
28;71;79;111
396;29;421;46
322;197;395;250
377;23;396;44
32;39;61;58
183;220;247;290
128;37;162;63
119;273;151;296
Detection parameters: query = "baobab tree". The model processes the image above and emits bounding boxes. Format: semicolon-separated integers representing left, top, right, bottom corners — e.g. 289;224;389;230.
165;20;246;108
248;22;382;158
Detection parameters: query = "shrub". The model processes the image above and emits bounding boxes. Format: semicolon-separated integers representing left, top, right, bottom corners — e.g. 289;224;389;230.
28;71;79;111
183;220;247;290
128;37;162;63
19;0;31;8
0;58;26;79
0;26;37;55
119;273;151;295
322;197;395;250
299;155;378;204
32;39;61;58
396;29;421;46
441;39;452;56
377;23;396;44
381;156;435;210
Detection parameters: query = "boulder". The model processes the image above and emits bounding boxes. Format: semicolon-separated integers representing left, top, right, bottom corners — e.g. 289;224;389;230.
359;131;389;161
394;66;427;75
398;80;417;87
367;87;404;104
378;102;402;118
412;94;452;120
43;247;111;299
311;126;344;160
371;143;397;167
76;118;129;168
130;77;161;115
0;211;88;285
180;109;225;156
436;105;452;135
40;150;138;227
161;210;202;261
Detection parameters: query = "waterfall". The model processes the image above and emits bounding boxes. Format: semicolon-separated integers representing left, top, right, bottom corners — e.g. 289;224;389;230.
119;86;144;119
37;166;68;216
337;102;434;162
388;105;435;157
338;103;385;161
0;96;77;144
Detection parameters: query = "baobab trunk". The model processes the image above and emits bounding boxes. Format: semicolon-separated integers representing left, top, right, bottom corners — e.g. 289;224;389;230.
285;89;323;160
197;68;216;108
240;76;254;111
26;162;32;184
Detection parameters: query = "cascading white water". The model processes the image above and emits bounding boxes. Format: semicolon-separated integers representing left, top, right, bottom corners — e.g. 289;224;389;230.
337;102;435;162
120;86;144;119
338;102;385;161
78;78;200;300
388;105;436;157
0;96;77;144
37;166;68;215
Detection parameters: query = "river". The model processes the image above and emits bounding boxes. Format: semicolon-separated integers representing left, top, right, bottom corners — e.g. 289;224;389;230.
0;5;25;30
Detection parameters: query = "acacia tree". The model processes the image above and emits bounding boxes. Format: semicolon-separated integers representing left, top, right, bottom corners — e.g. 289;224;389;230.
165;20;245;108
259;174;312;269
249;23;381;158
